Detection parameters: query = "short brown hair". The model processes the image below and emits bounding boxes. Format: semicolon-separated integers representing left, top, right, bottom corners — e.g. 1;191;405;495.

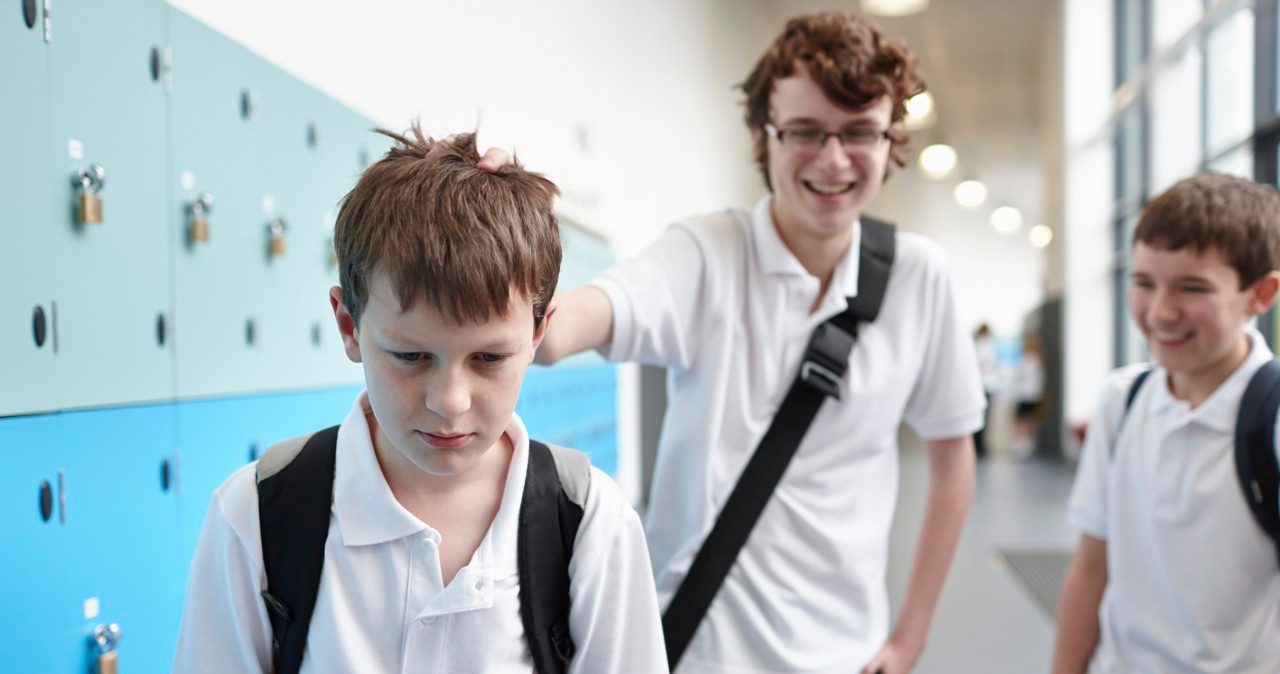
334;126;561;327
1134;172;1280;288
740;12;925;189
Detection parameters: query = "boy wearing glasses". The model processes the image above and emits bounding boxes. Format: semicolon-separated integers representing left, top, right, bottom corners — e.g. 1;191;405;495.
485;12;983;674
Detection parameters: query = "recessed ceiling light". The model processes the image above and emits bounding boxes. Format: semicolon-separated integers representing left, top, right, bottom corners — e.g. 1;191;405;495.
1029;224;1053;248
954;180;987;208
904;92;934;130
861;0;930;17
991;206;1024;234
918;143;957;178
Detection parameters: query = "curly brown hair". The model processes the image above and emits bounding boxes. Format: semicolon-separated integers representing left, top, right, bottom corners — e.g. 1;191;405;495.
741;12;925;189
334;125;562;327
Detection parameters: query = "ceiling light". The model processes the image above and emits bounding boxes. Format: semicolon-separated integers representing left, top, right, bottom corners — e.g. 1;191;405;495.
953;180;987;208
904;92;934;130
990;206;1023;234
1029;224;1053;248
918;143;957;178
861;0;930;17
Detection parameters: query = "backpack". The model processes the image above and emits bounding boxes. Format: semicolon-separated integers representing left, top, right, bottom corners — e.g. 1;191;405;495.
255;425;590;674
1119;360;1280;565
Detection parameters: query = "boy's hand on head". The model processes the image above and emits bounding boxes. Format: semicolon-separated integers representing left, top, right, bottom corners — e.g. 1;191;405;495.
477;147;515;173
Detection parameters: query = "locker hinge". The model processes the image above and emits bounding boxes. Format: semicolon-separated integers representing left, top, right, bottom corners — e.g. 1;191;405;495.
42;0;51;42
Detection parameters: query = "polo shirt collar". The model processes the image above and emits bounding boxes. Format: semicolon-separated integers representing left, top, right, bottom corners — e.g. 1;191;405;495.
332;392;529;578
749;196;862;304
1145;328;1273;432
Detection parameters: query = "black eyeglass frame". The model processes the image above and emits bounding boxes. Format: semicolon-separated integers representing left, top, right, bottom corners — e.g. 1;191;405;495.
763;123;893;149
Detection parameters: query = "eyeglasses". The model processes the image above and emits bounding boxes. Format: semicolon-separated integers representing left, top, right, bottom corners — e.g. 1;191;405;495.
764;124;892;152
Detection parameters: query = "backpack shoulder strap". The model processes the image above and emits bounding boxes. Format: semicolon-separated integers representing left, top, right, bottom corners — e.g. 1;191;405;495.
256;424;340;674
1112;368;1154;459
519;440;589;674
1234;359;1280;567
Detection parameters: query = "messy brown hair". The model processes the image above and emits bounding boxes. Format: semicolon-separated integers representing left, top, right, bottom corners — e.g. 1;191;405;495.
741;12;925;189
1134;172;1280;288
334;126;561;327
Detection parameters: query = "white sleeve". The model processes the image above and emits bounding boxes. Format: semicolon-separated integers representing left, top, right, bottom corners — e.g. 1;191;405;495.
1067;372;1137;540
172;480;273;673
901;246;987;440
591;225;707;371
567;467;670;674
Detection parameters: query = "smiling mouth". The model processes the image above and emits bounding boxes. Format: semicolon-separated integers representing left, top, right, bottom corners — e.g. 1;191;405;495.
1149;330;1192;346
803;180;856;196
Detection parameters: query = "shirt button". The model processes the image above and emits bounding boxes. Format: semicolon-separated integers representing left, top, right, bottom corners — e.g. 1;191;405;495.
474;580;484;591
421;616;435;625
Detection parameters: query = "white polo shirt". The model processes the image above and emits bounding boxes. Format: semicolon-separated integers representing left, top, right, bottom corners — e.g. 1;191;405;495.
1068;329;1280;674
173;392;668;674
592;197;986;673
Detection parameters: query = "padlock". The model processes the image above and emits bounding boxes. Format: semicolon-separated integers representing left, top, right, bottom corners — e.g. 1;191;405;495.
74;164;106;225
92;623;121;674
268;217;288;257
189;193;214;244
79;193;103;224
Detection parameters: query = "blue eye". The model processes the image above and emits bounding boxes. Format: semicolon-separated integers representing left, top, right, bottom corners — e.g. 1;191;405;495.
392;352;425;363
477;353;508;365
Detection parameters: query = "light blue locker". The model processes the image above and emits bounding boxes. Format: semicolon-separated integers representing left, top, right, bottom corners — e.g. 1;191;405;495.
0;2;60;416
48;0;174;410
167;8;274;400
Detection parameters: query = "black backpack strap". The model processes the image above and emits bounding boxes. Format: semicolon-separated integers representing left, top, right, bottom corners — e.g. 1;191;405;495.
1111;368;1153;460
519;440;589;674
1235;359;1280;567
661;217;896;669
256;425;340;674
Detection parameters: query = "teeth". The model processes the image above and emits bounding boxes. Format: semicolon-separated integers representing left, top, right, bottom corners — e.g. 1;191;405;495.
806;181;854;196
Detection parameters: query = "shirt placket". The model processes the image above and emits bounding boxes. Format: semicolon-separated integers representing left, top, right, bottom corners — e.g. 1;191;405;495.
402;531;445;673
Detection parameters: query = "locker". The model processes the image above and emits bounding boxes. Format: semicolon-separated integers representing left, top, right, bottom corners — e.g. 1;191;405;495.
47;0;174;409
0;1;61;416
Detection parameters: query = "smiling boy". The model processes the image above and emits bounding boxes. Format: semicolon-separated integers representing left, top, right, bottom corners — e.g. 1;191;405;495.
1053;172;1280;673
173;130;667;674
484;12;985;674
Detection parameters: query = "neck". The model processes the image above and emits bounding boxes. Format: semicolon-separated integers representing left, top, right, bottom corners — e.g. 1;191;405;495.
1167;333;1253;408
770;204;856;309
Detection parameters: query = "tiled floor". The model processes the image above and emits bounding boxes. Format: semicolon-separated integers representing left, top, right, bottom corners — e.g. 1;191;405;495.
886;430;1078;673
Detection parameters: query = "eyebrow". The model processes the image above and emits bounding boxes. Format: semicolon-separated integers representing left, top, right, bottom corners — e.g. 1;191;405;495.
776;115;881;128
374;332;522;353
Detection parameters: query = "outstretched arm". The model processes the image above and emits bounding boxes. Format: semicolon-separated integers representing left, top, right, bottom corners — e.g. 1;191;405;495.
862;435;975;674
535;286;615;365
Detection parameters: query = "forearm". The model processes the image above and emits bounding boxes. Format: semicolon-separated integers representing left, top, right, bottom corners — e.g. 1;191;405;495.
534;286;614;365
1051;539;1107;674
892;436;975;649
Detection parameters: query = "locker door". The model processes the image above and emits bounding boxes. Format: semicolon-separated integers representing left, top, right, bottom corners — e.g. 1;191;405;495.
168;7;270;400
0;1;61;416
0;414;81;673
57;404;182;673
47;0;173;409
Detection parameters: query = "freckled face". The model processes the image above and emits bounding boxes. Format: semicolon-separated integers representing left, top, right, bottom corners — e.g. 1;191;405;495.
333;273;545;479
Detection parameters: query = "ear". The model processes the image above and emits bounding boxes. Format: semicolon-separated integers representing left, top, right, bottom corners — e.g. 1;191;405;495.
330;286;363;363
1247;271;1280;316
531;298;557;356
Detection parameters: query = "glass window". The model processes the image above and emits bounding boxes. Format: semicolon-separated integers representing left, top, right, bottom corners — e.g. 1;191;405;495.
1116;103;1146;205
1205;9;1255;157
1116;0;1147;84
1114;212;1147;366
1153;0;1202;51
1149;46;1203;192
1206;144;1254;178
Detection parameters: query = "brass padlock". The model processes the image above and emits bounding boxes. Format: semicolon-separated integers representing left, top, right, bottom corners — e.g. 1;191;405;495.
92;623;121;674
79;193;103;224
189;193;214;244
268;217;288;257
75;164;106;225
